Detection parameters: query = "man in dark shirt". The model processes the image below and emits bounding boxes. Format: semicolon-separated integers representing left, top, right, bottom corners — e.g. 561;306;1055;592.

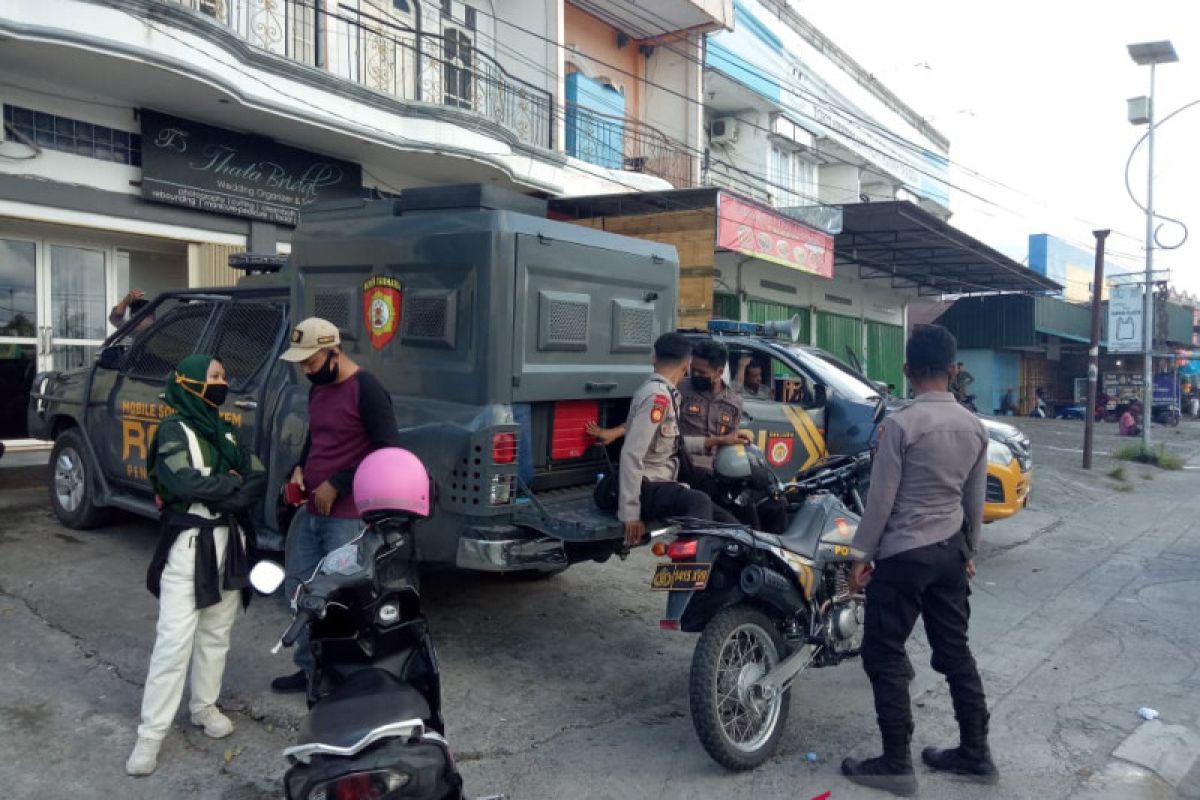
841;324;996;796
270;317;401;693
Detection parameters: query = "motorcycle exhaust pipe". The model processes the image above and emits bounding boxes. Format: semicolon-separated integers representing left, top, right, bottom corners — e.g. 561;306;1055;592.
740;564;804;612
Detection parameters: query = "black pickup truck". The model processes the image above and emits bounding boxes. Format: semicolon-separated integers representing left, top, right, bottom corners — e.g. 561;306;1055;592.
28;185;678;571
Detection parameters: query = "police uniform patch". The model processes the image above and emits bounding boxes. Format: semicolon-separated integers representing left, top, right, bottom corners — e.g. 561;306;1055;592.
650;394;669;423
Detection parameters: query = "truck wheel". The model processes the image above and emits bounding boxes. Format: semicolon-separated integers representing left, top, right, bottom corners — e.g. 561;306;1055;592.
49;429;108;530
689;604;790;771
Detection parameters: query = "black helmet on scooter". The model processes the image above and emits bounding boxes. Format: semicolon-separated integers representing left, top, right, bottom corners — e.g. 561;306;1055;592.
713;444;780;495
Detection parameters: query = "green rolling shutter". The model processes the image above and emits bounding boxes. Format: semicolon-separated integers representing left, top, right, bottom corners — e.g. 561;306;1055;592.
866;320;904;391
816;311;862;365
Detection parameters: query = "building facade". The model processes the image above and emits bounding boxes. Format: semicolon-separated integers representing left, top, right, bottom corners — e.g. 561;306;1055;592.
0;0;727;440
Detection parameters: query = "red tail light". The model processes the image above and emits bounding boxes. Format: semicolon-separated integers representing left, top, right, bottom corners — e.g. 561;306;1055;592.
666;538;698;561
492;432;517;464
660;619;681;631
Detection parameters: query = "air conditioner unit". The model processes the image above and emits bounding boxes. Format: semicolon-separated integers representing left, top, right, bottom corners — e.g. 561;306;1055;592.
710;117;739;145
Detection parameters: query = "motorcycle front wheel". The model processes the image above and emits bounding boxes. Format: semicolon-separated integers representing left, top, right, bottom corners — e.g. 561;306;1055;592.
688;604;790;771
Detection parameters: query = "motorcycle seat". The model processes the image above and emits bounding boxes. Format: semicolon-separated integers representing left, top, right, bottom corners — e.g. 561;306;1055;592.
297;668;432;751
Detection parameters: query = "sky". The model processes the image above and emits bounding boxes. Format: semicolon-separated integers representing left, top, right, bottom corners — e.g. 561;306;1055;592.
797;0;1200;297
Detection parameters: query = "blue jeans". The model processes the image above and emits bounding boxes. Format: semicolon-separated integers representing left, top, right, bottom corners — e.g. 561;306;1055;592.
283;507;363;672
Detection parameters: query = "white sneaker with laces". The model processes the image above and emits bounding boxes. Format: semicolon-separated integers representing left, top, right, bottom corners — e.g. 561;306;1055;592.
190;706;234;739
125;737;161;776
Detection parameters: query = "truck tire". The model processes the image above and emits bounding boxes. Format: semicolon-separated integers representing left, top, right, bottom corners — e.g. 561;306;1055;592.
49;428;108;530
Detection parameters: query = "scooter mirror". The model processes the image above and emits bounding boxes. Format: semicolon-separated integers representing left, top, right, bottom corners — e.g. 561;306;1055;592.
250;561;286;595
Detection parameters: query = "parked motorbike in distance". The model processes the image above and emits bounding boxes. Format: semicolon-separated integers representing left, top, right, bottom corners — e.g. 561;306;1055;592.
1152;403;1182;427
650;446;874;771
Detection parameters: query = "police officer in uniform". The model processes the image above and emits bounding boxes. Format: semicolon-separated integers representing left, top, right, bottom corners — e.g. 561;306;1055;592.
618;333;742;547
678;339;744;472
841;324;997;797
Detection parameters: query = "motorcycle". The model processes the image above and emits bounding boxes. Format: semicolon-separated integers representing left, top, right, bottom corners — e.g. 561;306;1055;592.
650;446;874;771
1152;403;1181;427
252;513;478;800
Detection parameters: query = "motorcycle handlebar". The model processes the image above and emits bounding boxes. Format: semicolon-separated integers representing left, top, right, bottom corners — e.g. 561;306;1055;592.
280;608;313;648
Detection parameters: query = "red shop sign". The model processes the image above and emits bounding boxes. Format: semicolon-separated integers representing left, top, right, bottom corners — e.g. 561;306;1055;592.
716;194;834;279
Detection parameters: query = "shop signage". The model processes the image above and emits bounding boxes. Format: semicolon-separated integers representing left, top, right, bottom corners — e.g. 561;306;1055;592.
1106;284;1144;354
140;110;362;226
716;194;834;278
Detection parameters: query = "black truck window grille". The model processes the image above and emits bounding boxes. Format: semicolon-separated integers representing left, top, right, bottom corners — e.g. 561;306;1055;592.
124;303;215;383
313;292;350;329
404;296;446;338
402;291;457;348
212;303;285;391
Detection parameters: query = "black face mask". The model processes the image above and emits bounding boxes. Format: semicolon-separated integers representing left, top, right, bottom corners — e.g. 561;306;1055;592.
306;351;339;386
690;375;714;393
203;383;229;408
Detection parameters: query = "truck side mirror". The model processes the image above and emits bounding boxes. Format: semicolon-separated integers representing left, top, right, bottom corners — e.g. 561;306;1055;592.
97;345;124;370
812;383;828;407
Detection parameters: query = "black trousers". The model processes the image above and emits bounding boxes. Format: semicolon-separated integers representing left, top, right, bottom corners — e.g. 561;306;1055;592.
860;533;988;730
640;480;738;524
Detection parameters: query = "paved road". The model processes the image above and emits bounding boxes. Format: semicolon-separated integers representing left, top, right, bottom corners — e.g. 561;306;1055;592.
2;419;1199;799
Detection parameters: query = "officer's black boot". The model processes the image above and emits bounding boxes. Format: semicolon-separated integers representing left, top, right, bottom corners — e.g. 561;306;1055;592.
842;723;918;797
921;712;998;784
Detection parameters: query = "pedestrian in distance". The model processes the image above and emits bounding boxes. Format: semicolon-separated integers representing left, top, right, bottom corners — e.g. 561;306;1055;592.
270;317;402;694
841;324;997;797
126;354;266;777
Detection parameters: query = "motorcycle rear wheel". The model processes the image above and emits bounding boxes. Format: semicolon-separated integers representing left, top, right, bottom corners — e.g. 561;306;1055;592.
689;604;790;771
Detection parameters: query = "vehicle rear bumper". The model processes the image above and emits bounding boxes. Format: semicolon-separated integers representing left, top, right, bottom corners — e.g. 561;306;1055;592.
455;528;568;572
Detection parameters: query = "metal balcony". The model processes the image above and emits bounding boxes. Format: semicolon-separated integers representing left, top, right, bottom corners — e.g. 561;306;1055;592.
157;0;553;149
564;101;696;188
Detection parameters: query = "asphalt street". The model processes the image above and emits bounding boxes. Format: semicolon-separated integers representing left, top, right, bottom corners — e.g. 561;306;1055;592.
1;417;1199;799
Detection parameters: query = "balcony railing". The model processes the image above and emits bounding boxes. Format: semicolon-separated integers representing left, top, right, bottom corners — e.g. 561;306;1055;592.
157;0;553;149
564;101;696;188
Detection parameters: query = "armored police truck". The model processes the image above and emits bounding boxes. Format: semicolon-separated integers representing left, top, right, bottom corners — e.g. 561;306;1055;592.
29;185;675;575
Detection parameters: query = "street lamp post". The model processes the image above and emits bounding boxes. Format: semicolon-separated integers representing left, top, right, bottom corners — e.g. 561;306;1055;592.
1127;40;1178;450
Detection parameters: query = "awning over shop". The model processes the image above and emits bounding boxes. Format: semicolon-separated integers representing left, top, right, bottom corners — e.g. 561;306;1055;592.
836;201;1062;296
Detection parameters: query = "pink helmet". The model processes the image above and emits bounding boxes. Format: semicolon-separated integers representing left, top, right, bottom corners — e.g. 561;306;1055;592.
353;448;431;519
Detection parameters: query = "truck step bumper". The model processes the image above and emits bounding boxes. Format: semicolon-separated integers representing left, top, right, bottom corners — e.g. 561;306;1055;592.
455;533;568;573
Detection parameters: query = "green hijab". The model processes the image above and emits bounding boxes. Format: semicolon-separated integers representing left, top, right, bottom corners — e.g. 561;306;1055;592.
160;353;242;473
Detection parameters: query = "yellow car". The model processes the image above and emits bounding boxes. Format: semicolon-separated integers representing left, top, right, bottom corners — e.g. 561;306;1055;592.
981;420;1032;522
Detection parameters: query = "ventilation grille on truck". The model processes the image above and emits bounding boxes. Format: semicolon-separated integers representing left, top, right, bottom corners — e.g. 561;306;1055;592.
313;292;351;329
402;289;457;348
611;299;655;353
538;290;589;351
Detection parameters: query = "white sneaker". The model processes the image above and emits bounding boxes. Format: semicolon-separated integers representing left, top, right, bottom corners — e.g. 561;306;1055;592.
190;706;234;739
126;737;161;776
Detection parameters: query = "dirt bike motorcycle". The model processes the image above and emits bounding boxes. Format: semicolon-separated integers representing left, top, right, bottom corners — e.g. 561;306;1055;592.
252;448;499;800
650;443;875;771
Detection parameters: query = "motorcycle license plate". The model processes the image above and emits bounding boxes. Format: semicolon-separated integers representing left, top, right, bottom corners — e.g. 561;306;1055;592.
650;562;711;591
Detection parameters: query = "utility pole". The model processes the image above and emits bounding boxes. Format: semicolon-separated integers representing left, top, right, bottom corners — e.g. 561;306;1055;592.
1083;229;1109;470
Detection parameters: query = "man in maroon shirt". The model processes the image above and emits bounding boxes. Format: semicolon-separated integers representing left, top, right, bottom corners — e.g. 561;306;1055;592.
271;317;401;693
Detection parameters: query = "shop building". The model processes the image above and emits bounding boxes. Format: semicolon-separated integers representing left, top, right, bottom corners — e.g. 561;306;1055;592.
0;0;726;441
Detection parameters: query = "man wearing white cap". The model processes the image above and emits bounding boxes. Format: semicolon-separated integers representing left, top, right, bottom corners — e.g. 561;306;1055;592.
271;317;401;693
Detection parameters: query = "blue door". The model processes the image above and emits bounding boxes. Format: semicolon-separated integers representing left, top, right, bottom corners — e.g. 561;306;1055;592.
565;72;625;170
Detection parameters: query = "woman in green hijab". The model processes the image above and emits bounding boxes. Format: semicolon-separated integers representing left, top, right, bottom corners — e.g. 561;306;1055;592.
126;354;266;777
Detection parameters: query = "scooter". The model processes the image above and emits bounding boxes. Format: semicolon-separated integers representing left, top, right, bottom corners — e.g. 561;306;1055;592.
252;512;476;800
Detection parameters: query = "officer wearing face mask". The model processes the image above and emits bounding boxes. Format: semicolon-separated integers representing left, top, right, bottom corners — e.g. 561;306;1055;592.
677;339;744;473
269;317;401;694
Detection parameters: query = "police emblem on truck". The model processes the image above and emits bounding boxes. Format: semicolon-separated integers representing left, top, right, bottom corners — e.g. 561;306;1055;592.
363;276;403;349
